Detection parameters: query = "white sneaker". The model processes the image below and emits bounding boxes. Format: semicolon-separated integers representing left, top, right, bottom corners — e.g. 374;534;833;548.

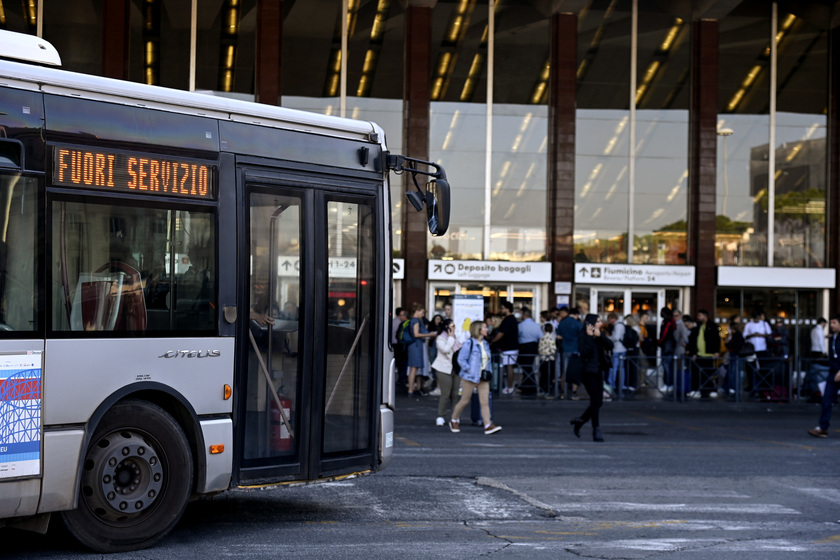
709;391;719;398
688;391;701;399
435;416;445;426
429;388;441;396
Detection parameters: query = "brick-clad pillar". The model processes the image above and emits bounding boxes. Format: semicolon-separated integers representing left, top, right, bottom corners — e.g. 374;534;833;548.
402;4;433;310
688;20;718;316
547;12;577;308
829;28;840;313
256;0;282;106
102;0;130;80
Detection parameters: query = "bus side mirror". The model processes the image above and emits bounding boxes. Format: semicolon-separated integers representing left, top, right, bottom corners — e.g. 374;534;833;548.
425;177;450;237
386;153;451;236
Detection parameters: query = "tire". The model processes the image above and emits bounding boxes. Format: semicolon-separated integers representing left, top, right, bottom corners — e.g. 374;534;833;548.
61;400;194;552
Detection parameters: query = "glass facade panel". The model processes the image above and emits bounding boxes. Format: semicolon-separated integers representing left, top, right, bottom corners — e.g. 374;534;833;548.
715;114;770;265
717;4;828;268
126;0;191;89
576;1;632;111
489;104;547;261
772;12;827;268
489;5;548;261
574;109;630;263
633;110;688;264
43;1;104;76
429;102;486;260
574;2;632;263
344;0;405;100
773;112;826;267
633;4;689;265
716;2;771;265
195;0;257;94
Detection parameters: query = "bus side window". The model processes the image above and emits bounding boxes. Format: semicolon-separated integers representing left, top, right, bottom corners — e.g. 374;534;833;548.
0;173;39;333
53;203;216;333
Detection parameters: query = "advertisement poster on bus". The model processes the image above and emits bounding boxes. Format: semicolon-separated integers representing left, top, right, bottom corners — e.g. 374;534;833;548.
0;352;42;478
452;295;484;343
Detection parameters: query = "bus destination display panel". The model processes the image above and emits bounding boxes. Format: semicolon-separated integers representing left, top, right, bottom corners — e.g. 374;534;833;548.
52;146;217;200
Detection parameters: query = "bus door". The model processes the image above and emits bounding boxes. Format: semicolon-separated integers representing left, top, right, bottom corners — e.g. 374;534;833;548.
239;176;378;483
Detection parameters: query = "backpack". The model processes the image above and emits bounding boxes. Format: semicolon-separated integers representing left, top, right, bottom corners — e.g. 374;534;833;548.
621;324;639;349
398;319;413;344
452;339;471;375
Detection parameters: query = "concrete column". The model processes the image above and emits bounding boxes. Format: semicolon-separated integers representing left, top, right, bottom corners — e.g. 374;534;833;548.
546;12;577;308
402;3;433;309
829;27;840;312
687;19;718;316
256;0;283;106
102;0;130;80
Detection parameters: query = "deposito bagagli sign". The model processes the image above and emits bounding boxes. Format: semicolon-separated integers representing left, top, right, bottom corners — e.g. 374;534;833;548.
428;260;551;282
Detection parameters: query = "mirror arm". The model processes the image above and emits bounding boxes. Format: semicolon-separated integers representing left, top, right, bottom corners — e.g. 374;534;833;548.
385;153;447;212
385;153;446;181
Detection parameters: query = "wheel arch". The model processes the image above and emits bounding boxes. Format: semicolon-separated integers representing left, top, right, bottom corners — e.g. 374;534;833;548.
75;382;206;504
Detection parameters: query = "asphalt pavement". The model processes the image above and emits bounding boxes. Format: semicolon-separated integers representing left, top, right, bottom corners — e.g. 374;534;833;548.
5;390;839;559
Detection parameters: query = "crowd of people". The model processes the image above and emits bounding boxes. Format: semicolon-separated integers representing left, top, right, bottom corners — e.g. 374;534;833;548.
392;302;840;440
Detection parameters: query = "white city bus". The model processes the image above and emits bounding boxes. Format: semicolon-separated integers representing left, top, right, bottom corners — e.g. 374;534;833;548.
0;30;449;552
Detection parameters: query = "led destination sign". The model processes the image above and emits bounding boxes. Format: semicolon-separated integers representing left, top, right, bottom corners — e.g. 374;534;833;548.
52;146;216;199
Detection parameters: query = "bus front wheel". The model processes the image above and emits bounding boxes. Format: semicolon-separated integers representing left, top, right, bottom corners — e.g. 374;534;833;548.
62;400;193;553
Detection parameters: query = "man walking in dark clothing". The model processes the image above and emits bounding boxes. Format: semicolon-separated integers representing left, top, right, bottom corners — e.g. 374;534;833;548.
570;314;612;442
808;314;840;438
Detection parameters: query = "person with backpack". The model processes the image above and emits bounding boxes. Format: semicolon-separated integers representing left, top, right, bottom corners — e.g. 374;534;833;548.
622;314;640;391
393;308;409;389
538;322;557;397
450;320;502;435
606;312;625;392
406;304;436;397
431;318;461;426
659;307;678;395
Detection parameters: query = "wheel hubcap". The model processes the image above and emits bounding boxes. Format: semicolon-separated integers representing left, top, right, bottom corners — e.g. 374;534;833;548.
84;430;164;519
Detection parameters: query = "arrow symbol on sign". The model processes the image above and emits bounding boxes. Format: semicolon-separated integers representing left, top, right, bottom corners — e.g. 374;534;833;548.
580;267;588;277
282;261;292;270
434;264;442;273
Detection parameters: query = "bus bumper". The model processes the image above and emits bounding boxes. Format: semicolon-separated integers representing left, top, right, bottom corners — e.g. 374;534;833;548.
379;405;394;470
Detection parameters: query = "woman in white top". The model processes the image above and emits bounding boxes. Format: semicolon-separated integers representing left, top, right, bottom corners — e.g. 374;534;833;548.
431;319;461;426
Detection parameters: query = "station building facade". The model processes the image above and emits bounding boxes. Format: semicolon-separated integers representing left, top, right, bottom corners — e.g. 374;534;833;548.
7;0;840;352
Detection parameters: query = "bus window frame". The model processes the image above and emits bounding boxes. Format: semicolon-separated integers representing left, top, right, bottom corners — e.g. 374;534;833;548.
46;190;221;339
0;169;45;338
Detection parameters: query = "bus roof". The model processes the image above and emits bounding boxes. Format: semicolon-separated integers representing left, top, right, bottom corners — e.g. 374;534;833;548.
0;32;382;145
0;29;61;66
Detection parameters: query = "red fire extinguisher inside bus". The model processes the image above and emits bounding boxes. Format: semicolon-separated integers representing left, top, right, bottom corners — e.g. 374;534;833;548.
271;394;292;451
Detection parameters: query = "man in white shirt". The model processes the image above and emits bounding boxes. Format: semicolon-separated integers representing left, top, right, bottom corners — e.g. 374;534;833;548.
811;318;827;359
743;311;771;393
743;311;771;353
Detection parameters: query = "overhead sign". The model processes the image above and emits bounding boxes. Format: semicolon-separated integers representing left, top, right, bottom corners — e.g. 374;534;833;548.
428;260;551;282
718;266;835;289
574;263;695;286
392;258;404;280
276;256;358;278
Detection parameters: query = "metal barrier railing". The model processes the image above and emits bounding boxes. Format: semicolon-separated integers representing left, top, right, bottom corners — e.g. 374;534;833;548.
414;338;830;405
475;348;831;405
